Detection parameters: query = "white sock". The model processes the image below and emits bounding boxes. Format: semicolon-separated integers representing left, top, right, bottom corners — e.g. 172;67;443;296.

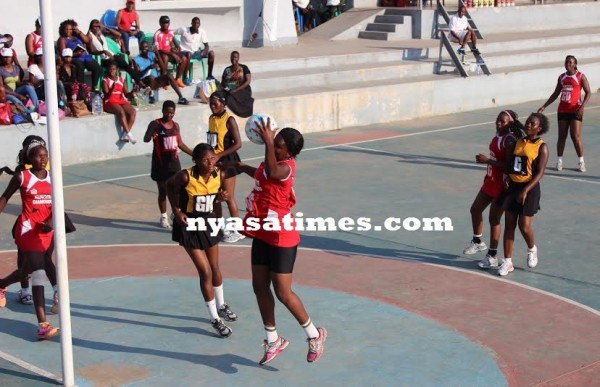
528;245;537;253
21;287;30;294
558;157;563;163
265;326;278;343
579;157;584;163
301;318;319;339
214;284;225;308
206;299;219;321
160;213;168;218
505;258;513;264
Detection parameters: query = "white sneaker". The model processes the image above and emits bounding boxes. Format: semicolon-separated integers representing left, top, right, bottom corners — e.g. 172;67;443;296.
498;260;514;276
578;162;586;172
478;254;499;269
121;133;130;142
463;240;487;255
527;249;538;268
556;160;563;171
127;132;137;144
159;216;171;229
221;230;245;243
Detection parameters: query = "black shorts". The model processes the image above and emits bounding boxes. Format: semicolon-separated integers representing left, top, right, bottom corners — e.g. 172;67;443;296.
172;215;221;250
500;181;541;217
251;238;298;274
557;112;582;122
151;168;178;182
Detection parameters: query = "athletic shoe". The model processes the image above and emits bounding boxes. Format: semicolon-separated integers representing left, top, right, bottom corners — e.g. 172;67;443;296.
37;322;59;340
148;96;156;104
307;327;327;363
184;78;193;86
120;133;130;142
178;97;189;105
478;254;499;269
0;288;6;308
176;78;186;88
527;249;538;268
556;160;563;171
471;48;480;55
457;47;466;55
127;132;137;145
259;337;289;365
463;240;487;255
578;162;586;172
218;304;238;322
497;260;514;276
159;216;171;229
17;289;33;305
221;230;245;243
51;291;59;315
211;319;232;338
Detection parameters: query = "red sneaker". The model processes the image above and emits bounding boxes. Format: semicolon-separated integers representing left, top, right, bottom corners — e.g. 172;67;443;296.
259;337;289;365
37;322;59;341
307;327;327;363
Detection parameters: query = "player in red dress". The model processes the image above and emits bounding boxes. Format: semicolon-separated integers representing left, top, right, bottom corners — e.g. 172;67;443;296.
538;55;591;172
235;119;327;365
463;110;524;269
0;141;59;340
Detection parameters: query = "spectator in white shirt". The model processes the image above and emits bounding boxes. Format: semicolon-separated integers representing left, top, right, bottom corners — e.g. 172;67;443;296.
449;6;480;56
176;17;215;84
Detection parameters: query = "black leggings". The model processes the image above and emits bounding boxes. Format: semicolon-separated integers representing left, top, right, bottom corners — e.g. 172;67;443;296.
251;238;298;274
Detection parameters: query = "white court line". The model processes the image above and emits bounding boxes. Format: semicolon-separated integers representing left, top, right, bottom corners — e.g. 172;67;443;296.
341;144;600;185
0;349;62;384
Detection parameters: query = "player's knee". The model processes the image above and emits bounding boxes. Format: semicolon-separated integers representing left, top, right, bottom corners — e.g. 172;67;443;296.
31;269;46;287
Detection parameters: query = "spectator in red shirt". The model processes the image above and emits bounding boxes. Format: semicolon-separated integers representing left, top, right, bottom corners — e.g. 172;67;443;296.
25;18;43;67
153;15;188;88
116;0;145;55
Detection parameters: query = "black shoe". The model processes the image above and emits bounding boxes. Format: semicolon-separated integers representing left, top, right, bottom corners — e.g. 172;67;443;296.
148;96;156;104
472;48;480;55
178;97;189;105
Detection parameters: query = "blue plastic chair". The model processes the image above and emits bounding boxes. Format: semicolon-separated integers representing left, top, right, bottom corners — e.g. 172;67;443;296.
101;9;118;29
294;7;305;33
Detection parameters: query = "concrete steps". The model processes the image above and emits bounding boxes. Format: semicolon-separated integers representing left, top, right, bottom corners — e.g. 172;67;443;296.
358;9;413;40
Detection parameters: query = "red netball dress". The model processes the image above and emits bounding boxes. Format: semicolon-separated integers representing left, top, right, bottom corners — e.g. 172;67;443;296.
242;159;300;248
15;170;53;252
480;132;515;199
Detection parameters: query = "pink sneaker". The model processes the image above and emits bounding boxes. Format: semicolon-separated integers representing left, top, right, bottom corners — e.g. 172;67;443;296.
307;327;327;363
37;322;59;341
259;337;289;365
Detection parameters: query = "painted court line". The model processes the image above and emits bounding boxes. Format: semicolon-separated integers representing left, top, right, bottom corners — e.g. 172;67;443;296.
61;105;600;190
341;144;600;185
0;349;61;384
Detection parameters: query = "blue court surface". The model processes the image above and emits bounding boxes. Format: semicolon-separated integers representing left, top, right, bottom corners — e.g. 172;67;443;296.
0;97;599;386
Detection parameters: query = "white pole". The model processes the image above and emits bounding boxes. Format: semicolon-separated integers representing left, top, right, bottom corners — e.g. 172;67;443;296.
38;2;75;386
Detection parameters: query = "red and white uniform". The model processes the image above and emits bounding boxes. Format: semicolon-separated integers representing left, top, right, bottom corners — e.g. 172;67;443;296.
15;170;53;252
557;71;583;114
153;29;175;52
103;76;128;108
481;132;514;199
27;31;43;66
243;159;300;248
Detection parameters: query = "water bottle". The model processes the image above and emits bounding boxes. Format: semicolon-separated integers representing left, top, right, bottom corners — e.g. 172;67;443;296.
92;93;103;116
475;64;482;75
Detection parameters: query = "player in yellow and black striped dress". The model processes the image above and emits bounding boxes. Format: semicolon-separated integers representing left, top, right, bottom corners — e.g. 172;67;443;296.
166;143;238;338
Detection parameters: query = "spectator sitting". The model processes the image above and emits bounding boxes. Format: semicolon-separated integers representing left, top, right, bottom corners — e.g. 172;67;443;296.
25;18;43;67
28;48;68;106
57;19;102;93
116;0;145;55
0;47;39;112
102;60;137;144
175;16;215;84
154;15;188;88
87;19;140;86
57;48;91;104
133;41;189;105
326;0;342;21
221;51;253;118
2;34;23;70
449;6;480;56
